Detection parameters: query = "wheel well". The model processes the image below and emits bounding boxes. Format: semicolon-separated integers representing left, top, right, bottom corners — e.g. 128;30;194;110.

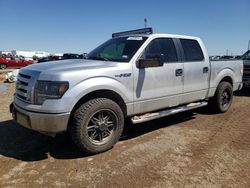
71;90;127;117
220;76;233;86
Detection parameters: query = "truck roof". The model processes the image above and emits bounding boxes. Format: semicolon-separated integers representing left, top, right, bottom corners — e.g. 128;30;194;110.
113;33;200;42
144;33;199;40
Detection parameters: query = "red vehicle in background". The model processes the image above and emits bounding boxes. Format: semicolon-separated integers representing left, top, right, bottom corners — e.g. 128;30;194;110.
0;57;34;69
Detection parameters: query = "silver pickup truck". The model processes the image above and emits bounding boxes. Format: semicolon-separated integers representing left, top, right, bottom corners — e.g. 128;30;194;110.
10;28;243;154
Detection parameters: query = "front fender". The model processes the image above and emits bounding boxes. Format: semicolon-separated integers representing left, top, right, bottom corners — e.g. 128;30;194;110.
39;77;132;113
63;76;133;111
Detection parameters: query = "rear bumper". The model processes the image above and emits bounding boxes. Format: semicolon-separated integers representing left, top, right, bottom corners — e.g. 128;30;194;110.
10;103;70;134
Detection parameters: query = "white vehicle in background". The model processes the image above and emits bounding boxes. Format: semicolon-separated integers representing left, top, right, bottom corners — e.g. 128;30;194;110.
10;28;243;154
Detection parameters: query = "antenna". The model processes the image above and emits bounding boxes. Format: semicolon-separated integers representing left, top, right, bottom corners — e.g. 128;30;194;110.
144;18;147;28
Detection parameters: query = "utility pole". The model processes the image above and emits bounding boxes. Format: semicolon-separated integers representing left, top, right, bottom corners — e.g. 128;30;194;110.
144;18;147;28
226;49;228;56
248;40;250;51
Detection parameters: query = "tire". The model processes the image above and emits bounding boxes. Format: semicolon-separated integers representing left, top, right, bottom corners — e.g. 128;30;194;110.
0;64;7;69
209;81;233;113
69;98;124;154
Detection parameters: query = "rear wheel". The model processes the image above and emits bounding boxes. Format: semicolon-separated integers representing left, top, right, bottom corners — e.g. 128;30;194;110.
69;98;124;154
209;81;233;113
0;64;7;69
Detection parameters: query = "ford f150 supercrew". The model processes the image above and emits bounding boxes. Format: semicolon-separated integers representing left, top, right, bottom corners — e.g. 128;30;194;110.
10;28;243;154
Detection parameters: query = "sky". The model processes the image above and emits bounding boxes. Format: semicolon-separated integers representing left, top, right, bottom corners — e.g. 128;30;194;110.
0;0;249;55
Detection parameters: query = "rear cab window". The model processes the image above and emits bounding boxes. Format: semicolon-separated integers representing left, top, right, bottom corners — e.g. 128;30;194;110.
180;39;204;62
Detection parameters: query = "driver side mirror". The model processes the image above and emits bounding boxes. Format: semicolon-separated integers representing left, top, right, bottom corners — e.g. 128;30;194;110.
137;54;164;69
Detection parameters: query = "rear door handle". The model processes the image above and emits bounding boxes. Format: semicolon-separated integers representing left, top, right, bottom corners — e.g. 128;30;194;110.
176;69;183;76
203;67;209;73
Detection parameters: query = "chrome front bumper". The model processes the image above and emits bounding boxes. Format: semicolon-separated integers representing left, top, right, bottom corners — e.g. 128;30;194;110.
10;103;70;134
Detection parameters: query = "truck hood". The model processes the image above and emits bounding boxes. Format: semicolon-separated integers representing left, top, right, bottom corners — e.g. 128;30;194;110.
20;59;130;83
26;59;118;72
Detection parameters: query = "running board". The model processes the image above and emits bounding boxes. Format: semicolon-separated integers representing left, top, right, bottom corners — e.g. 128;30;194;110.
131;101;208;124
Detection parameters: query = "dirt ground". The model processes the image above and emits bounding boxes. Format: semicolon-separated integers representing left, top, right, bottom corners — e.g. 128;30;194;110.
0;81;250;188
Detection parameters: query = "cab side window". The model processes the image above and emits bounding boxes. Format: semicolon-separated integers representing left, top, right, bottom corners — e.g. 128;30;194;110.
144;38;178;62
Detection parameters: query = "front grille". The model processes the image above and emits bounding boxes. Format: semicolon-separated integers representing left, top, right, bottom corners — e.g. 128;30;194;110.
19;73;31;79
16;73;32;103
15;69;40;104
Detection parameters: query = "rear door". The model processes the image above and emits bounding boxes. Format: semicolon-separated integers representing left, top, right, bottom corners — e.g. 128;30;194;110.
178;39;210;103
133;37;184;114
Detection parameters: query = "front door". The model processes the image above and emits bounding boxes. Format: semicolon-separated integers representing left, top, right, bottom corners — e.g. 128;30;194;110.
133;38;184;114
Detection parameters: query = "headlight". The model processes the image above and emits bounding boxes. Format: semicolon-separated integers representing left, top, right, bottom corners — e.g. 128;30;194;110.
34;81;69;105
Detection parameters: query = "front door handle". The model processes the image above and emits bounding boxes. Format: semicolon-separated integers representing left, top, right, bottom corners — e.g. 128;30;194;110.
203;67;209;73
176;69;183;76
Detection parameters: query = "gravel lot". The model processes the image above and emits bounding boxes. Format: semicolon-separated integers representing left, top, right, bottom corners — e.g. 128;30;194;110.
0;81;250;188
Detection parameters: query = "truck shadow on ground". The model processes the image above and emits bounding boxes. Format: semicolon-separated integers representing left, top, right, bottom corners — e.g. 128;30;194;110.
0;120;87;161
121;111;195;141
0;112;195;162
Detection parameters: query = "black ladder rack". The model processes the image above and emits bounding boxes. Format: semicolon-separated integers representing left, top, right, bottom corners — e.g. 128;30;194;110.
112;28;153;38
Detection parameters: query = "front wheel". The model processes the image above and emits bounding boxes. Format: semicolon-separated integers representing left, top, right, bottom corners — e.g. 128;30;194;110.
69;98;124;154
209;81;233;113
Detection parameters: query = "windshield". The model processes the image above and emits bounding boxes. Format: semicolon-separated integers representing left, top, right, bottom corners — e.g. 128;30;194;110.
86;36;147;62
